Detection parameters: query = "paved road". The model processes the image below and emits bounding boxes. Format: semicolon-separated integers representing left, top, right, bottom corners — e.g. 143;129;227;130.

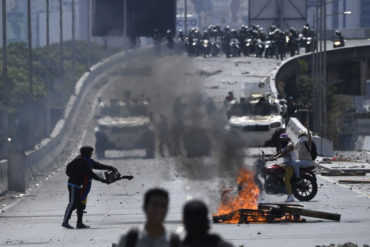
1;42;370;247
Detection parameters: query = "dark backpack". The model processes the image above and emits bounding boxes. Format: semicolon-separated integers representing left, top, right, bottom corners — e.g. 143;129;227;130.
304;141;317;160
65;158;81;177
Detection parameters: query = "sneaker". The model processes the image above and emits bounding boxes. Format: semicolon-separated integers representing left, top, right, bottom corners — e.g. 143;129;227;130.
76;223;90;229
285;194;295;202
62;222;74;229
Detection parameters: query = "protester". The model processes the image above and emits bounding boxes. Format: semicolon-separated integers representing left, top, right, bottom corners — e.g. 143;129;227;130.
62;146;117;229
294;128;317;179
268;133;297;202
116;188;180;247
182;200;233;247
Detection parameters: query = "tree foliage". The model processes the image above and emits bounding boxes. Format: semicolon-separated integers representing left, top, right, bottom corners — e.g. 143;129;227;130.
0;41;118;150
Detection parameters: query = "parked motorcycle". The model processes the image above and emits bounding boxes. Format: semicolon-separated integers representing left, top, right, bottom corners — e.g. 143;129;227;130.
254;152;318;201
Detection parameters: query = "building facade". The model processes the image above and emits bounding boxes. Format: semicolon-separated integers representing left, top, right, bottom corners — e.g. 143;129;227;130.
0;0;87;48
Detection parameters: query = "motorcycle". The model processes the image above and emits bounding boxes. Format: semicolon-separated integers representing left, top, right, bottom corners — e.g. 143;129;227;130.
333;36;345;48
244;38;254;56
287;36;298;57
202;39;211;57
229;38;241;57
192;37;201;56
264;40;276;58
305;37;313;53
255;39;265;58
254;152;318;201
210;37;221;57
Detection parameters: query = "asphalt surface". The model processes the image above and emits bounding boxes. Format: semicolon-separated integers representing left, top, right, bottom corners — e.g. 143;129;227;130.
1;41;370;247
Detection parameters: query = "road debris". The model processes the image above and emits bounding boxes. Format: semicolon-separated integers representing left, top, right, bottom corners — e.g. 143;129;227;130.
213;203;341;223
320;171;366;176
197;69;223;77
338;180;370;184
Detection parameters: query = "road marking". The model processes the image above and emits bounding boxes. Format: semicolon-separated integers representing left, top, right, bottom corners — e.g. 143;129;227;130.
318;175;370;198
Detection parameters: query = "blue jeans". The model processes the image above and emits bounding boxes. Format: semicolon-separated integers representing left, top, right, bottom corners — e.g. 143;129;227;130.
293;160;314;178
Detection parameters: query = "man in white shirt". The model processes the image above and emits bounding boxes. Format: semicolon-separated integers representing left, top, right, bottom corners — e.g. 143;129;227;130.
294;129;316;180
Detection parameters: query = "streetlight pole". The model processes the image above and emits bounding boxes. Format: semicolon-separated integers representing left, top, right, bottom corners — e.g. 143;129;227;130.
27;0;33;147
311;0;351;138
2;0;8;135
71;0;75;80
45;0;51;135
59;0;64;78
2;0;7;82
184;0;188;34
87;0;91;70
322;0;327;138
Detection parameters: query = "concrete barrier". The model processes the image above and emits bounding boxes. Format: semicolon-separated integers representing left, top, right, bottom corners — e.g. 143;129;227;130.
268;51;335;157
0;160;7;195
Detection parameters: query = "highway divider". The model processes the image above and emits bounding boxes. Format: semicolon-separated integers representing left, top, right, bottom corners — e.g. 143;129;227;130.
268;51;334;157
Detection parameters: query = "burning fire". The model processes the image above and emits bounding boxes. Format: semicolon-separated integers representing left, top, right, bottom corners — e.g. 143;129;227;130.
214;169;260;223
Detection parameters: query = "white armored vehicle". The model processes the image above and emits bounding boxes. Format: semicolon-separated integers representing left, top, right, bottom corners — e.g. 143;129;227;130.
227;93;285;147
94;99;155;159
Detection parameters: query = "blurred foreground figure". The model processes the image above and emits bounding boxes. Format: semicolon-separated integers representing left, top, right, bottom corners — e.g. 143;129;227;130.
62;146;117;229
182;200;233;247
116;188;180;247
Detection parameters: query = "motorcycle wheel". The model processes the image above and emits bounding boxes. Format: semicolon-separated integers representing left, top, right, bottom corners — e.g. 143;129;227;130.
292;174;318;201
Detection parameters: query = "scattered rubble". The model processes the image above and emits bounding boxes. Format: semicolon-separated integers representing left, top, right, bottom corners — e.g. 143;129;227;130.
338;180;370;184
320;171;366;176
197;69;223;77
213;203;340;224
316;242;369;247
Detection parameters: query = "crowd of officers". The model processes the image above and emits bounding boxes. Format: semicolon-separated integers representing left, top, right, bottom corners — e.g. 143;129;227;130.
159;23;344;60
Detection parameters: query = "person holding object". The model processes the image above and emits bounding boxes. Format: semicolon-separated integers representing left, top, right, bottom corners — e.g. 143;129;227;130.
62;146;117;229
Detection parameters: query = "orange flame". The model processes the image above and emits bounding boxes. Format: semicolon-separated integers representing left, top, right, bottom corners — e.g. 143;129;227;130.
215;169;260;223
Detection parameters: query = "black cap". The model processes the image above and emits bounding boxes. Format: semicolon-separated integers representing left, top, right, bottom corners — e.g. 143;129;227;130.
80;146;94;156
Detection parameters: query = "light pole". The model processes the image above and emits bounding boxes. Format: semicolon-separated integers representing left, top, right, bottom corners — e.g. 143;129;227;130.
27;0;33;147
2;0;8;136
311;0;351;139
184;0;188;34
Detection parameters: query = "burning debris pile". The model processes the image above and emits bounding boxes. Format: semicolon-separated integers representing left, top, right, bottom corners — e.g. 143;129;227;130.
213;169;341;224
215;169;260;223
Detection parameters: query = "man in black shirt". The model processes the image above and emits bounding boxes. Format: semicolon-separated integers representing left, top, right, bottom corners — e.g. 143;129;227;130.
182;200;233;247
62;146;117;229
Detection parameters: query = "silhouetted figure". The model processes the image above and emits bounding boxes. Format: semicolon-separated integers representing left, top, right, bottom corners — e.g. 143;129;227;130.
153;29;162;55
182;200;233;247
156;114;171;157
62;146;117;229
